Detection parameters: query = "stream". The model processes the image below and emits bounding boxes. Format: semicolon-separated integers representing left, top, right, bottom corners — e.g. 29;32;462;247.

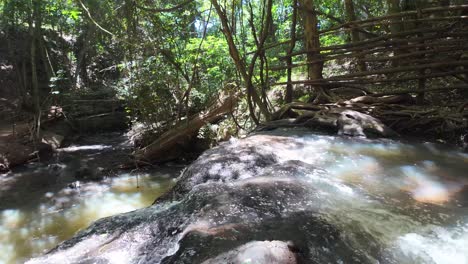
262;129;468;263
0;133;181;264
2;129;468;263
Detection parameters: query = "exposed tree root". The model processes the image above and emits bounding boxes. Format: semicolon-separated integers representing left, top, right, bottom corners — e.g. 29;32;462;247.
269;93;467;146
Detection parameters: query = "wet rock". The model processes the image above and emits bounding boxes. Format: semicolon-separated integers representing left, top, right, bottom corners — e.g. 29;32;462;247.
28;176;380;264
76;161;103;181
336;109;397;138
66;159;103;181
75;163;94;180
259;160;327;178
36;142;54;161
47;163;65;174
201;241;298;264
158;138;278;201
301;109;397;138
0;141;34;171
67;181;81;189
41;130;65;149
28;132;394;264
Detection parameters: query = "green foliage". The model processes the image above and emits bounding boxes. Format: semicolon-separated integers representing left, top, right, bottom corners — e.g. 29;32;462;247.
298;94;311;103
320;34;346;47
0;0;400;131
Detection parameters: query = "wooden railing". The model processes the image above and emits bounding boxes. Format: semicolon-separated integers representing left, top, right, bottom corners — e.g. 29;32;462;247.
263;4;468;99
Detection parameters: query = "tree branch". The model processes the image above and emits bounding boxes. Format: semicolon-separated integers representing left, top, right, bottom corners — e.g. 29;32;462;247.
77;0;115;37
137;0;194;13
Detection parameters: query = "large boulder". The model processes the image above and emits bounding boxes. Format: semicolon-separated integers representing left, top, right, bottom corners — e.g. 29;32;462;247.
28;174;383;264
264;108;397;138
28;131;410;264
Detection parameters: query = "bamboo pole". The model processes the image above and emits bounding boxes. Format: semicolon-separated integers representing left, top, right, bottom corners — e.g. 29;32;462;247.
270;42;467;71
319;5;468;34
272;68;468;86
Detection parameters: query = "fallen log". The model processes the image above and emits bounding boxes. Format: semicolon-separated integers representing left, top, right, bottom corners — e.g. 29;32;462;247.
344;94;415;105
132;90;239;163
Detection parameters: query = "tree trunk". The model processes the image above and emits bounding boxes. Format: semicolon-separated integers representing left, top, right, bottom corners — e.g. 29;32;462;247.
298;0;330;104
39;37;53;79
387;0;404;66
387;0;403;34
344;0;366;72
211;0;271;122
74;22;94;89
285;0;298;103
29;0;42;138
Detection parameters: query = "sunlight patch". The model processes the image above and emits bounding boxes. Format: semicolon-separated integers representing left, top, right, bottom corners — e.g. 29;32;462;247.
58;145;112;152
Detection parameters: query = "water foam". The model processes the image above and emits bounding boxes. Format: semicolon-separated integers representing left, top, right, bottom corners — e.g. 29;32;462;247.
397;223;468;264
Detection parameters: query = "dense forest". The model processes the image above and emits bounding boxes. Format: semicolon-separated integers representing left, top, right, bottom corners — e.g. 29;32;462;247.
0;0;468;263
1;0;467;163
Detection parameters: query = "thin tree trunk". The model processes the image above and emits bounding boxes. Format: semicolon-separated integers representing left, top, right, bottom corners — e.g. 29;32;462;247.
285;0;298;103
22;59;28;104
387;0;403;33
74;22;93;89
29;0;42;138
211;0;271;123
182;4;212;118
247;0;273;110
39;37;53;79
387;0;404;66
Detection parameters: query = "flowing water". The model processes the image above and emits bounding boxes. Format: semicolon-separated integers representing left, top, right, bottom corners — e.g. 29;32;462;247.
252;129;468;263
0;134;181;264
1;130;468;264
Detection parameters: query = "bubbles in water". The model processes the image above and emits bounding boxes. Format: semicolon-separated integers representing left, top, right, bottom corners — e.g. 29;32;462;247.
397;223;468;264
